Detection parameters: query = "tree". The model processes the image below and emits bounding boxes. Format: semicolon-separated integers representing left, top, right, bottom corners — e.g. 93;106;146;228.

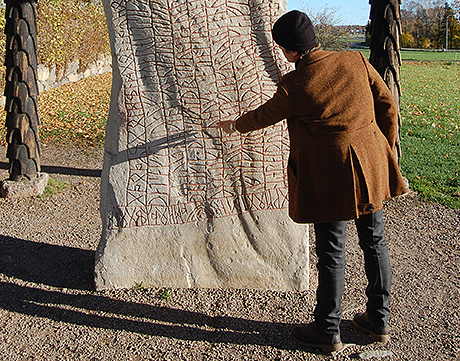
451;0;460;16
304;4;349;50
400;0;460;49
440;3;460;49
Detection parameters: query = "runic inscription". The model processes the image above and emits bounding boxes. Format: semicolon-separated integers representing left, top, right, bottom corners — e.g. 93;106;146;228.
109;0;291;229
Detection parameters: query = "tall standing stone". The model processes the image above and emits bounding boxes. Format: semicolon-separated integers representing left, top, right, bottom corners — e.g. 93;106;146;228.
95;0;309;291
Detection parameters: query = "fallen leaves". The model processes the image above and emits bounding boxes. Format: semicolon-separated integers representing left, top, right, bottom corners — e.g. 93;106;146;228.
0;72;111;148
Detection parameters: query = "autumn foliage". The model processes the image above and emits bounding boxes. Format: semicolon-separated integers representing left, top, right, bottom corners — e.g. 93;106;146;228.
401;1;460;49
0;0;110;89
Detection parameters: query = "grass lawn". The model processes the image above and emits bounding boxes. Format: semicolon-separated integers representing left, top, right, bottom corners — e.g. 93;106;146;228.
1;58;459;209
400;61;460;209
357;49;460;62
401;50;460;61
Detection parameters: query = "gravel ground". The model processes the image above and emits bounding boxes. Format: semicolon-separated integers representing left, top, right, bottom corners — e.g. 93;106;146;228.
0;144;459;361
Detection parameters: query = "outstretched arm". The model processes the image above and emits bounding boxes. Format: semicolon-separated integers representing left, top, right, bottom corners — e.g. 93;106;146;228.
216;85;294;135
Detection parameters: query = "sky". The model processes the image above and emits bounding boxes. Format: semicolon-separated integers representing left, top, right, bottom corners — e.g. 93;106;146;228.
287;0;371;25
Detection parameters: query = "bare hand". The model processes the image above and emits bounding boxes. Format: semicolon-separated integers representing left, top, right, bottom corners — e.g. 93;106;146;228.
216;120;236;135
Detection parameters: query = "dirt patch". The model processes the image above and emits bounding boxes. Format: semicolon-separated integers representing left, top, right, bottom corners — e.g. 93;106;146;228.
1;144;459;360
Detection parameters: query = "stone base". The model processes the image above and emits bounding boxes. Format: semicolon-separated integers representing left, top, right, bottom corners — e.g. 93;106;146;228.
95;209;309;292
0;173;49;199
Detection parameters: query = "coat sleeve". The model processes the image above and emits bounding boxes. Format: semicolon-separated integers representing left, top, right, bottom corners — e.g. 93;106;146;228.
360;53;399;150
234;85;295;133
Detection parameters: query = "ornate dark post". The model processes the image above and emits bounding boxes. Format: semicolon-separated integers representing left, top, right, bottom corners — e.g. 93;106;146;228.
368;0;403;164
3;0;41;181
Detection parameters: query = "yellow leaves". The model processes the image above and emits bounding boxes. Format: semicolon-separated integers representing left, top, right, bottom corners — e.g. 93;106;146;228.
0;1;109;90
35;0;109;79
37;72;111;146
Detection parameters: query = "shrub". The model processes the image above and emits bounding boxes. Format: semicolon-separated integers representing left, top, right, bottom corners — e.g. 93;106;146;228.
420;37;432;49
401;32;416;48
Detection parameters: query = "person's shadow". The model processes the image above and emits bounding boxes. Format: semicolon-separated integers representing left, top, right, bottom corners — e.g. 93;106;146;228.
0;235;308;350
0;235;370;351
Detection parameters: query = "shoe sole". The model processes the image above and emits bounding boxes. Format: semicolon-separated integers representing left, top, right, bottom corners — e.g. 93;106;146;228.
352;319;390;343
291;333;343;353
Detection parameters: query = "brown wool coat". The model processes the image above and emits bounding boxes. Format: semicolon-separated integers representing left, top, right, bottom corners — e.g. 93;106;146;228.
235;50;408;224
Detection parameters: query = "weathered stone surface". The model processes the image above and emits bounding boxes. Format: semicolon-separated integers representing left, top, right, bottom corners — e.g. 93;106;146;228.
0;173;49;199
97;210;308;290
96;0;309;291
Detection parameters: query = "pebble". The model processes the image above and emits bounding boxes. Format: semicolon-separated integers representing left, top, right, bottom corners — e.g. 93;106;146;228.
358;350;394;359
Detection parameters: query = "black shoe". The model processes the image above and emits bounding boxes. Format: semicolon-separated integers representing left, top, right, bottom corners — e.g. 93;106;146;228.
352;312;390;343
292;323;343;353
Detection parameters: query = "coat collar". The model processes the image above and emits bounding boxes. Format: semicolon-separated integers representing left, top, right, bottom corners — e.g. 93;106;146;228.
295;49;334;69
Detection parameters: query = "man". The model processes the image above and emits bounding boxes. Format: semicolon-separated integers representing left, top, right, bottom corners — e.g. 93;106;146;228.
217;10;407;353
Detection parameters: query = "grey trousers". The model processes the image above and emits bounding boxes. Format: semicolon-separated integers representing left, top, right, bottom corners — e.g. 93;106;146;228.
313;209;392;335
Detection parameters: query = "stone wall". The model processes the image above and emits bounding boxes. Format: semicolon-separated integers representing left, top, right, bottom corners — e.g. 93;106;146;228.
0;54;111;107
36;54;112;93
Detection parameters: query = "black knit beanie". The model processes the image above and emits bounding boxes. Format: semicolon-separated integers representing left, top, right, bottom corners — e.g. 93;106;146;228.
272;10;318;52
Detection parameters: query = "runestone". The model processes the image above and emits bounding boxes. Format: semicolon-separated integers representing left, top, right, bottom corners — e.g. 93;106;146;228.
96;0;309;290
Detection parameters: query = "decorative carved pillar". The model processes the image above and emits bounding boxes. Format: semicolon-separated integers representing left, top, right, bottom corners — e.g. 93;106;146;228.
369;0;402;164
3;0;41;181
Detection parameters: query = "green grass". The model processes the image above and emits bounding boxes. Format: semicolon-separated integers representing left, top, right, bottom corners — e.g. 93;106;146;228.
132;282;145;292
160;289;171;300
400;62;460;208
356;49;460;62
39;178;70;199
400;50;460;62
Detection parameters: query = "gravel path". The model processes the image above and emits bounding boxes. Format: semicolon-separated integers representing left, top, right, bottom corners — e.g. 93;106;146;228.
0;144;459;360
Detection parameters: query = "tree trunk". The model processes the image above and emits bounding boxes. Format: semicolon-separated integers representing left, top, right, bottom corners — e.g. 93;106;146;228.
3;0;41;181
369;0;402;165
